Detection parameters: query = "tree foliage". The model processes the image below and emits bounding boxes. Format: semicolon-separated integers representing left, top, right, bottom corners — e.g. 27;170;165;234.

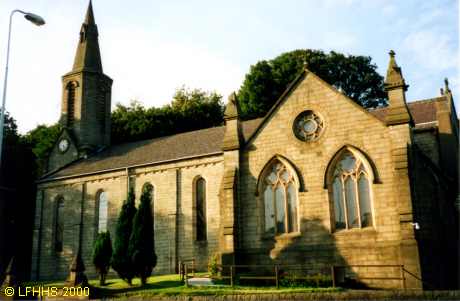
238;49;388;119
24;123;60;168
0;111;42;281
91;230;113;286
110;186;137;285
128;187;157;285
111;86;225;145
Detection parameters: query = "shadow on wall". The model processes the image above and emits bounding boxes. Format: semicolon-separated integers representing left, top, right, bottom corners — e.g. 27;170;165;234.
237;218;402;290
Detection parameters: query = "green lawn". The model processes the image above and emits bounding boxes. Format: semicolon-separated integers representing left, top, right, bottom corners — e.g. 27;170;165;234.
25;273;342;299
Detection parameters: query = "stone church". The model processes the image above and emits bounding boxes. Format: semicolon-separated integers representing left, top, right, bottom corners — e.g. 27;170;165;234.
31;2;459;290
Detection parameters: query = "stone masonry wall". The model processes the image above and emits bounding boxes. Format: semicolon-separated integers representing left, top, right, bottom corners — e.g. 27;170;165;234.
238;71;420;290
413;130;439;166
32;154;223;281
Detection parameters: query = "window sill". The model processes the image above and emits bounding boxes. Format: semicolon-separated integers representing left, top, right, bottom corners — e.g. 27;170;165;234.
193;240;208;246
331;227;377;236
262;232;301;241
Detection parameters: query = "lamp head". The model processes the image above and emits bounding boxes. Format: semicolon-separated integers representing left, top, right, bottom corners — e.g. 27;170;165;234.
24;13;45;26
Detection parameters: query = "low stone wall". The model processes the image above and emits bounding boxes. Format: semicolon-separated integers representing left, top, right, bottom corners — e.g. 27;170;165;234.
99;290;459;300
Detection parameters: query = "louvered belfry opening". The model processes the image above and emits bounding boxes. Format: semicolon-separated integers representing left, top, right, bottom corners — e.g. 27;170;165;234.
99;86;106;128
55;198;65;252
67;84;75;126
196;178;207;241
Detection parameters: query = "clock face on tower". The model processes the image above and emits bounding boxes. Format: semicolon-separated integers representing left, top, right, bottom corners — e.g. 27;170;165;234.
58;138;69;153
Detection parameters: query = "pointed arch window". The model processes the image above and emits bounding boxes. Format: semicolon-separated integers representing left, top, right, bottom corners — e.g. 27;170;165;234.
67;84;76;126
55;197;65;252
263;160;298;235
196;178;207;241
99;86;107;128
98;191;108;233
142;183;155;217
331;152;373;230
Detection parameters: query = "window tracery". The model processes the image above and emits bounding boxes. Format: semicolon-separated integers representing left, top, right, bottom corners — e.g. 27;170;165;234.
263;160;298;235
293;110;324;141
332;152;373;230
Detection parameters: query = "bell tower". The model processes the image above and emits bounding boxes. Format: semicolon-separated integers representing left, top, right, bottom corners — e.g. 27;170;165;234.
39;1;112;176
60;0;112;156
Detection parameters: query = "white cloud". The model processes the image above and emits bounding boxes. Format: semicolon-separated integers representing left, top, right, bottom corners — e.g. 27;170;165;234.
398;28;457;72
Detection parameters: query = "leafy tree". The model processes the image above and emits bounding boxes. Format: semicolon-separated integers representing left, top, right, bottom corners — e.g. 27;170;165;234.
238;49;388;119
110;87;225;145
0;111;39;281
128;187;157;285
24;123;60;169
110;186;137;285
91;230;113;286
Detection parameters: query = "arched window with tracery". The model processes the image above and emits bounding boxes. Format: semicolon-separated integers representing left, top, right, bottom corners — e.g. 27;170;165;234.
196;178;207;241
98;191;108;233
55;197;65;252
67;84;75;126
263;160;298;235
331;151;373;230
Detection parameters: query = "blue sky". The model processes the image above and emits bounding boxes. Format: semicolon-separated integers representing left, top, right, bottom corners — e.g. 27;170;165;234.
0;0;458;134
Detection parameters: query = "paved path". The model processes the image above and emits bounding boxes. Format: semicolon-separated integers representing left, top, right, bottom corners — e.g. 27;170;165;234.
187;276;219;286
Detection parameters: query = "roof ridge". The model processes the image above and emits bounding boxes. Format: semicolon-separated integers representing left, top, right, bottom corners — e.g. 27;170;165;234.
110;118;263;148
407;98;437;105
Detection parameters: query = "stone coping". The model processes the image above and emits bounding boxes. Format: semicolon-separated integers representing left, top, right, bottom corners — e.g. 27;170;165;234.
94;290;459;300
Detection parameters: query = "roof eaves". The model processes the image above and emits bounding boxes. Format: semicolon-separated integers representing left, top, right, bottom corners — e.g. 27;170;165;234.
36;151;224;183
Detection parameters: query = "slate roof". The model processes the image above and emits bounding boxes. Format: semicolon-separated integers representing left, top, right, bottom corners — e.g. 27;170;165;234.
369;98;438;129
40;99;439;182
39;119;262;182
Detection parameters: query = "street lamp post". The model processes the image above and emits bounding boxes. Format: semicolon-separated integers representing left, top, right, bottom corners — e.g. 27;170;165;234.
0;10;45;171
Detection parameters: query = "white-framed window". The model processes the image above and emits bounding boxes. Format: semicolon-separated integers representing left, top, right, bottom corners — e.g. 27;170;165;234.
262;160;298;235
98;191;108;233
331;151;373;230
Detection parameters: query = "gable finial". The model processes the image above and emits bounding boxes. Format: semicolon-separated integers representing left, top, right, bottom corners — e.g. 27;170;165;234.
389;50;395;58
300;51;310;68
444;78;450;93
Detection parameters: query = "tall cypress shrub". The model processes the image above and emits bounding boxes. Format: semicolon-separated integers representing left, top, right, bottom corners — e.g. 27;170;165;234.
110;186;137;285
128;187;157;285
91;230;113;286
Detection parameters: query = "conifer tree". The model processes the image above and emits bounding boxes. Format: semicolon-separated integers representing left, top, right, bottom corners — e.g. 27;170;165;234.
91;230;113;286
110;186;137;285
128;187;157;285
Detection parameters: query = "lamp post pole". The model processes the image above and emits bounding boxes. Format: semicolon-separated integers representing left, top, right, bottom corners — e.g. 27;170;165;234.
0;10;45;171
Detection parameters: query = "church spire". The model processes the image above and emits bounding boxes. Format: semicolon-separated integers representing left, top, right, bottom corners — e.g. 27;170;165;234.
71;0;103;73
84;0;95;25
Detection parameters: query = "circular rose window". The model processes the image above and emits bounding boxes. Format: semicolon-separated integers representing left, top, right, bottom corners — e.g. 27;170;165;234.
293;111;324;141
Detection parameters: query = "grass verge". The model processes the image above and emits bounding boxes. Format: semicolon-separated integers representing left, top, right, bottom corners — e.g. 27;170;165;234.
25;273;342;299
